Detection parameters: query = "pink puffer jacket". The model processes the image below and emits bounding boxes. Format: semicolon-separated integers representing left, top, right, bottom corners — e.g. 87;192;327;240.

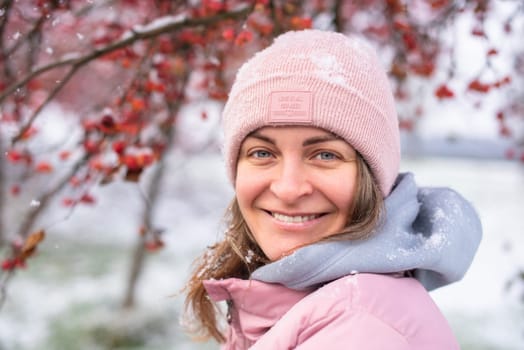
204;273;459;349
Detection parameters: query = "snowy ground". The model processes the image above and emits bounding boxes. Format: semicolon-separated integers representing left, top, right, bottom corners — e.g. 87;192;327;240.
0;152;523;349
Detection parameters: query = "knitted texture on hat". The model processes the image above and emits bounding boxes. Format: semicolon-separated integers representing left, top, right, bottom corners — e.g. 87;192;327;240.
222;30;400;196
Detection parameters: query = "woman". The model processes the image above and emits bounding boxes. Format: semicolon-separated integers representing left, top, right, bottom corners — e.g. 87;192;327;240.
184;29;482;349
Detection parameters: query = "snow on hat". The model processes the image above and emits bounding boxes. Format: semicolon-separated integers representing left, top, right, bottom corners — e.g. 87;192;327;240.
222;29;400;197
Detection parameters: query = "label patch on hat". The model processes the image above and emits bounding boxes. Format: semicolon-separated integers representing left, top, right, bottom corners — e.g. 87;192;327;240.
269;91;313;123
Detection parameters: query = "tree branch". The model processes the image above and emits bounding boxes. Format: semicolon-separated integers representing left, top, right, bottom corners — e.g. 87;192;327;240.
0;269;14;311
121;79;186;309
11;65;80;144
3;4;254;146
0;150;91;310
332;0;344;32
115;40;156;109
3;13;46;65
14;151;90;240
0;134;5;246
268;1;282;36
0;4;253;103
0;0;15;79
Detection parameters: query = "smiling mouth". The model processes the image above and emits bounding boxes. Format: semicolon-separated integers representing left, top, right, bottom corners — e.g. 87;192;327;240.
268;211;324;223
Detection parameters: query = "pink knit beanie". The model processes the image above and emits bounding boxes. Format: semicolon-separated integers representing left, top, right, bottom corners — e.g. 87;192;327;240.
222;30;400;197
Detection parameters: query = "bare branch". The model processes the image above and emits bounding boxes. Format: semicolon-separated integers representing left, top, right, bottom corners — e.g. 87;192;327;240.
15;152;90;240
426;2;464;29
0;0;15;79
24;16;46;74
4;13;46;62
116;40;157;109
0;134;5;246
332;0;344;32
0;150;91;309
268;1;282;36
122;70;187;309
0;1;14;48
0;269;14;311
74;0;115;17
11;65;79;144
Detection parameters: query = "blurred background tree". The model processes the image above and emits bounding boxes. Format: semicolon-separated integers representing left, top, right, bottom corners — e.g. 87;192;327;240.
0;0;523;348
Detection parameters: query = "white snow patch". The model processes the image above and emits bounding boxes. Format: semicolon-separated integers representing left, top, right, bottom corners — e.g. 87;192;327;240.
131;14;187;35
432;207;446;221
424;231;447;250
311;53;347;87
174;100;223;153
245;250;254;264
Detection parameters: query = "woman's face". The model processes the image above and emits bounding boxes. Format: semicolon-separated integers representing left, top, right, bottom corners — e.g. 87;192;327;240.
235;126;358;261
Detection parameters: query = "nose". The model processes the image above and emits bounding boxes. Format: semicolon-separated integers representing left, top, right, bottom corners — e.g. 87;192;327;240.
269;159;313;204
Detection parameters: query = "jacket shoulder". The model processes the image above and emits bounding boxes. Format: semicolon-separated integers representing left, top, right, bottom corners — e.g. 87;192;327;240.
253;274;460;350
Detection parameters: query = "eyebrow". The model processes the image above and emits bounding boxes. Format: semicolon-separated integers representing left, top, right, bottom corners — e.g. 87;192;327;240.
248;131;341;147
302;134;341;146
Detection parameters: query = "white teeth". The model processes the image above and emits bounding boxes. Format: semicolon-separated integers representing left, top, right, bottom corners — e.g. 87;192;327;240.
272;213;318;223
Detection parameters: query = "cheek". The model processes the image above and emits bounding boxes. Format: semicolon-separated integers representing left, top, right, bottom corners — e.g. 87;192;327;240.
235;184;251;214
329;169;359;214
234;166;264;210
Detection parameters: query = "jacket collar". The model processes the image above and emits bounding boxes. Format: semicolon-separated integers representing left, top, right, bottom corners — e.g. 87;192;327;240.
204;278;309;343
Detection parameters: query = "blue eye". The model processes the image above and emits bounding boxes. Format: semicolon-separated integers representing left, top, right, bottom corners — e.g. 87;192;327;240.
316;151;337;160
252;150;272;158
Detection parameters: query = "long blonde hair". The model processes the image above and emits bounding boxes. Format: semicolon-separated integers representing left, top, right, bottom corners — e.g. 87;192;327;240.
183;154;384;342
